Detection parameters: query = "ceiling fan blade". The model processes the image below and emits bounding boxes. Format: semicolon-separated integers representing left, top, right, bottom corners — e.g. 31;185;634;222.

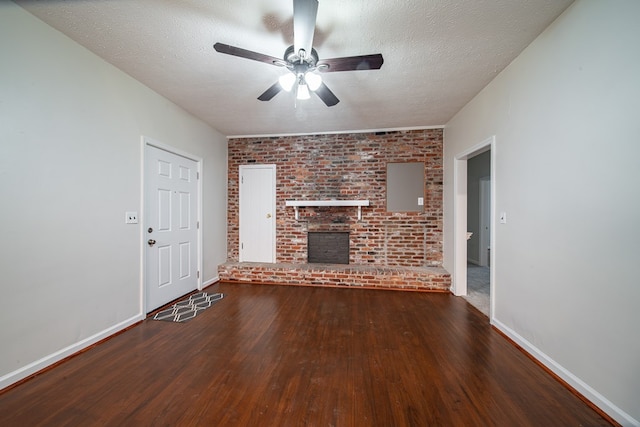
258;82;283;101
314;83;339;107
293;0;318;58
317;54;384;72
214;43;286;67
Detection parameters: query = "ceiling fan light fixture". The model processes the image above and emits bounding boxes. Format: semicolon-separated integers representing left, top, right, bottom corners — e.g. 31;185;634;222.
296;83;311;100
279;73;296;92
305;72;322;91
213;0;383;107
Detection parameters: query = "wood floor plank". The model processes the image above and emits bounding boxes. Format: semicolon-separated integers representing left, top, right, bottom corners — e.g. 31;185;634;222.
0;283;614;426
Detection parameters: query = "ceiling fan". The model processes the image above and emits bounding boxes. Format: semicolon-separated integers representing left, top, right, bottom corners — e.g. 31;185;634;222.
214;0;383;107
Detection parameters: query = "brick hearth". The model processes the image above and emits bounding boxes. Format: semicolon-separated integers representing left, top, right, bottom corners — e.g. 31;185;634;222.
218;262;450;291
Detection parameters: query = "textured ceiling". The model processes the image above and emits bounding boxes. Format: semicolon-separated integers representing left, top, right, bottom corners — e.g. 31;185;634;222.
15;0;573;137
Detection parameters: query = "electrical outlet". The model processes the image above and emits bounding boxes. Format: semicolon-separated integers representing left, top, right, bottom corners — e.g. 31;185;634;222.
417;197;424;206
125;211;138;224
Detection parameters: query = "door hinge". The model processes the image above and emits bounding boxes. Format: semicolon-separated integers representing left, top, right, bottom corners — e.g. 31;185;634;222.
197;271;200;279
241;242;243;249
197;172;200;180
197;221;200;229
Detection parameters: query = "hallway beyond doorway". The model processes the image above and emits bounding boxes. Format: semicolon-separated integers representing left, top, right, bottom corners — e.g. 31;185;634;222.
463;263;489;316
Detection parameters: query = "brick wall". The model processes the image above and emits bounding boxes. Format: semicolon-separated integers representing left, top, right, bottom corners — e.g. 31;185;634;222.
227;129;444;268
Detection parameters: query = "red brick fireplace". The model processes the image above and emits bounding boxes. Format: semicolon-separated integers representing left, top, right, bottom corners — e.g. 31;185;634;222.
218;129;450;291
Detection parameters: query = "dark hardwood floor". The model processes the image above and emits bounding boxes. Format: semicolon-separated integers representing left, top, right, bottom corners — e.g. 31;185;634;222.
0;283;613;426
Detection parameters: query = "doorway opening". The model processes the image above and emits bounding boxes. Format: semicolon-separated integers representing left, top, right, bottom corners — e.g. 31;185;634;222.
453;136;495;320
463;152;491;316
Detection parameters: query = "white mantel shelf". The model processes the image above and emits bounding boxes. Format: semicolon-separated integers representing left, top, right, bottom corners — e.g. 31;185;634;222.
285;200;370;220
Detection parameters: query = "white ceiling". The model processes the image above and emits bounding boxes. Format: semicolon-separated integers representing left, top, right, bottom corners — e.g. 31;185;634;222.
15;0;573;137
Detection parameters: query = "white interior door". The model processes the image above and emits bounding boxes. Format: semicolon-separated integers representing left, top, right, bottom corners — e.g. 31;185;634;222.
239;164;276;263
145;144;199;312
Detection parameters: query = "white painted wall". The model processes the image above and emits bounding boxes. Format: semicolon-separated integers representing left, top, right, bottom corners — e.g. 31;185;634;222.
444;1;640;425
0;3;227;388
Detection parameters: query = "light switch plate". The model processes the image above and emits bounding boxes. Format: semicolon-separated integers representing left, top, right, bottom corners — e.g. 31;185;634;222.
125;211;138;224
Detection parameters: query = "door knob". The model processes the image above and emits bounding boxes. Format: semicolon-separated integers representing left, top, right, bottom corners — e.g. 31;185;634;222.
266;213;272;218
148;239;156;246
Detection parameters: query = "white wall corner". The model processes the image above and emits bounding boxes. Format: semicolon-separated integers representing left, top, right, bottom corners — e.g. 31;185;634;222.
202;276;220;289
492;319;639;427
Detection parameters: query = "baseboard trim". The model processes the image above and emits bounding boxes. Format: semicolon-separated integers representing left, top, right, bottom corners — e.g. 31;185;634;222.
492;319;637;427
0;313;144;392
202;276;219;289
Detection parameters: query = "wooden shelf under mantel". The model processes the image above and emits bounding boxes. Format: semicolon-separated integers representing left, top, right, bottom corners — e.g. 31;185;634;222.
285;200;370;220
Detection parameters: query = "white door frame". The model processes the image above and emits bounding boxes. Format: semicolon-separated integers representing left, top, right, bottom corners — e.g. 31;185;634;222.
239;164;276;263
141;136;203;313
479;176;491;267
453;136;496;319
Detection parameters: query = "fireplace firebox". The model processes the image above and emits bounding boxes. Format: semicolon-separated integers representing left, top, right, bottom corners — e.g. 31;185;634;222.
307;232;349;264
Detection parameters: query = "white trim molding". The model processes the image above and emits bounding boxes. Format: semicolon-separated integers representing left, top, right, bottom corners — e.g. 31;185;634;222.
452;135;495;301
493;319;639;427
228;125;444;140
202;276;220;289
0;314;143;391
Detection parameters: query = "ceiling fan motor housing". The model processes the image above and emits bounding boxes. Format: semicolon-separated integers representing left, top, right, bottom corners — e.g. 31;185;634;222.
284;45;319;67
